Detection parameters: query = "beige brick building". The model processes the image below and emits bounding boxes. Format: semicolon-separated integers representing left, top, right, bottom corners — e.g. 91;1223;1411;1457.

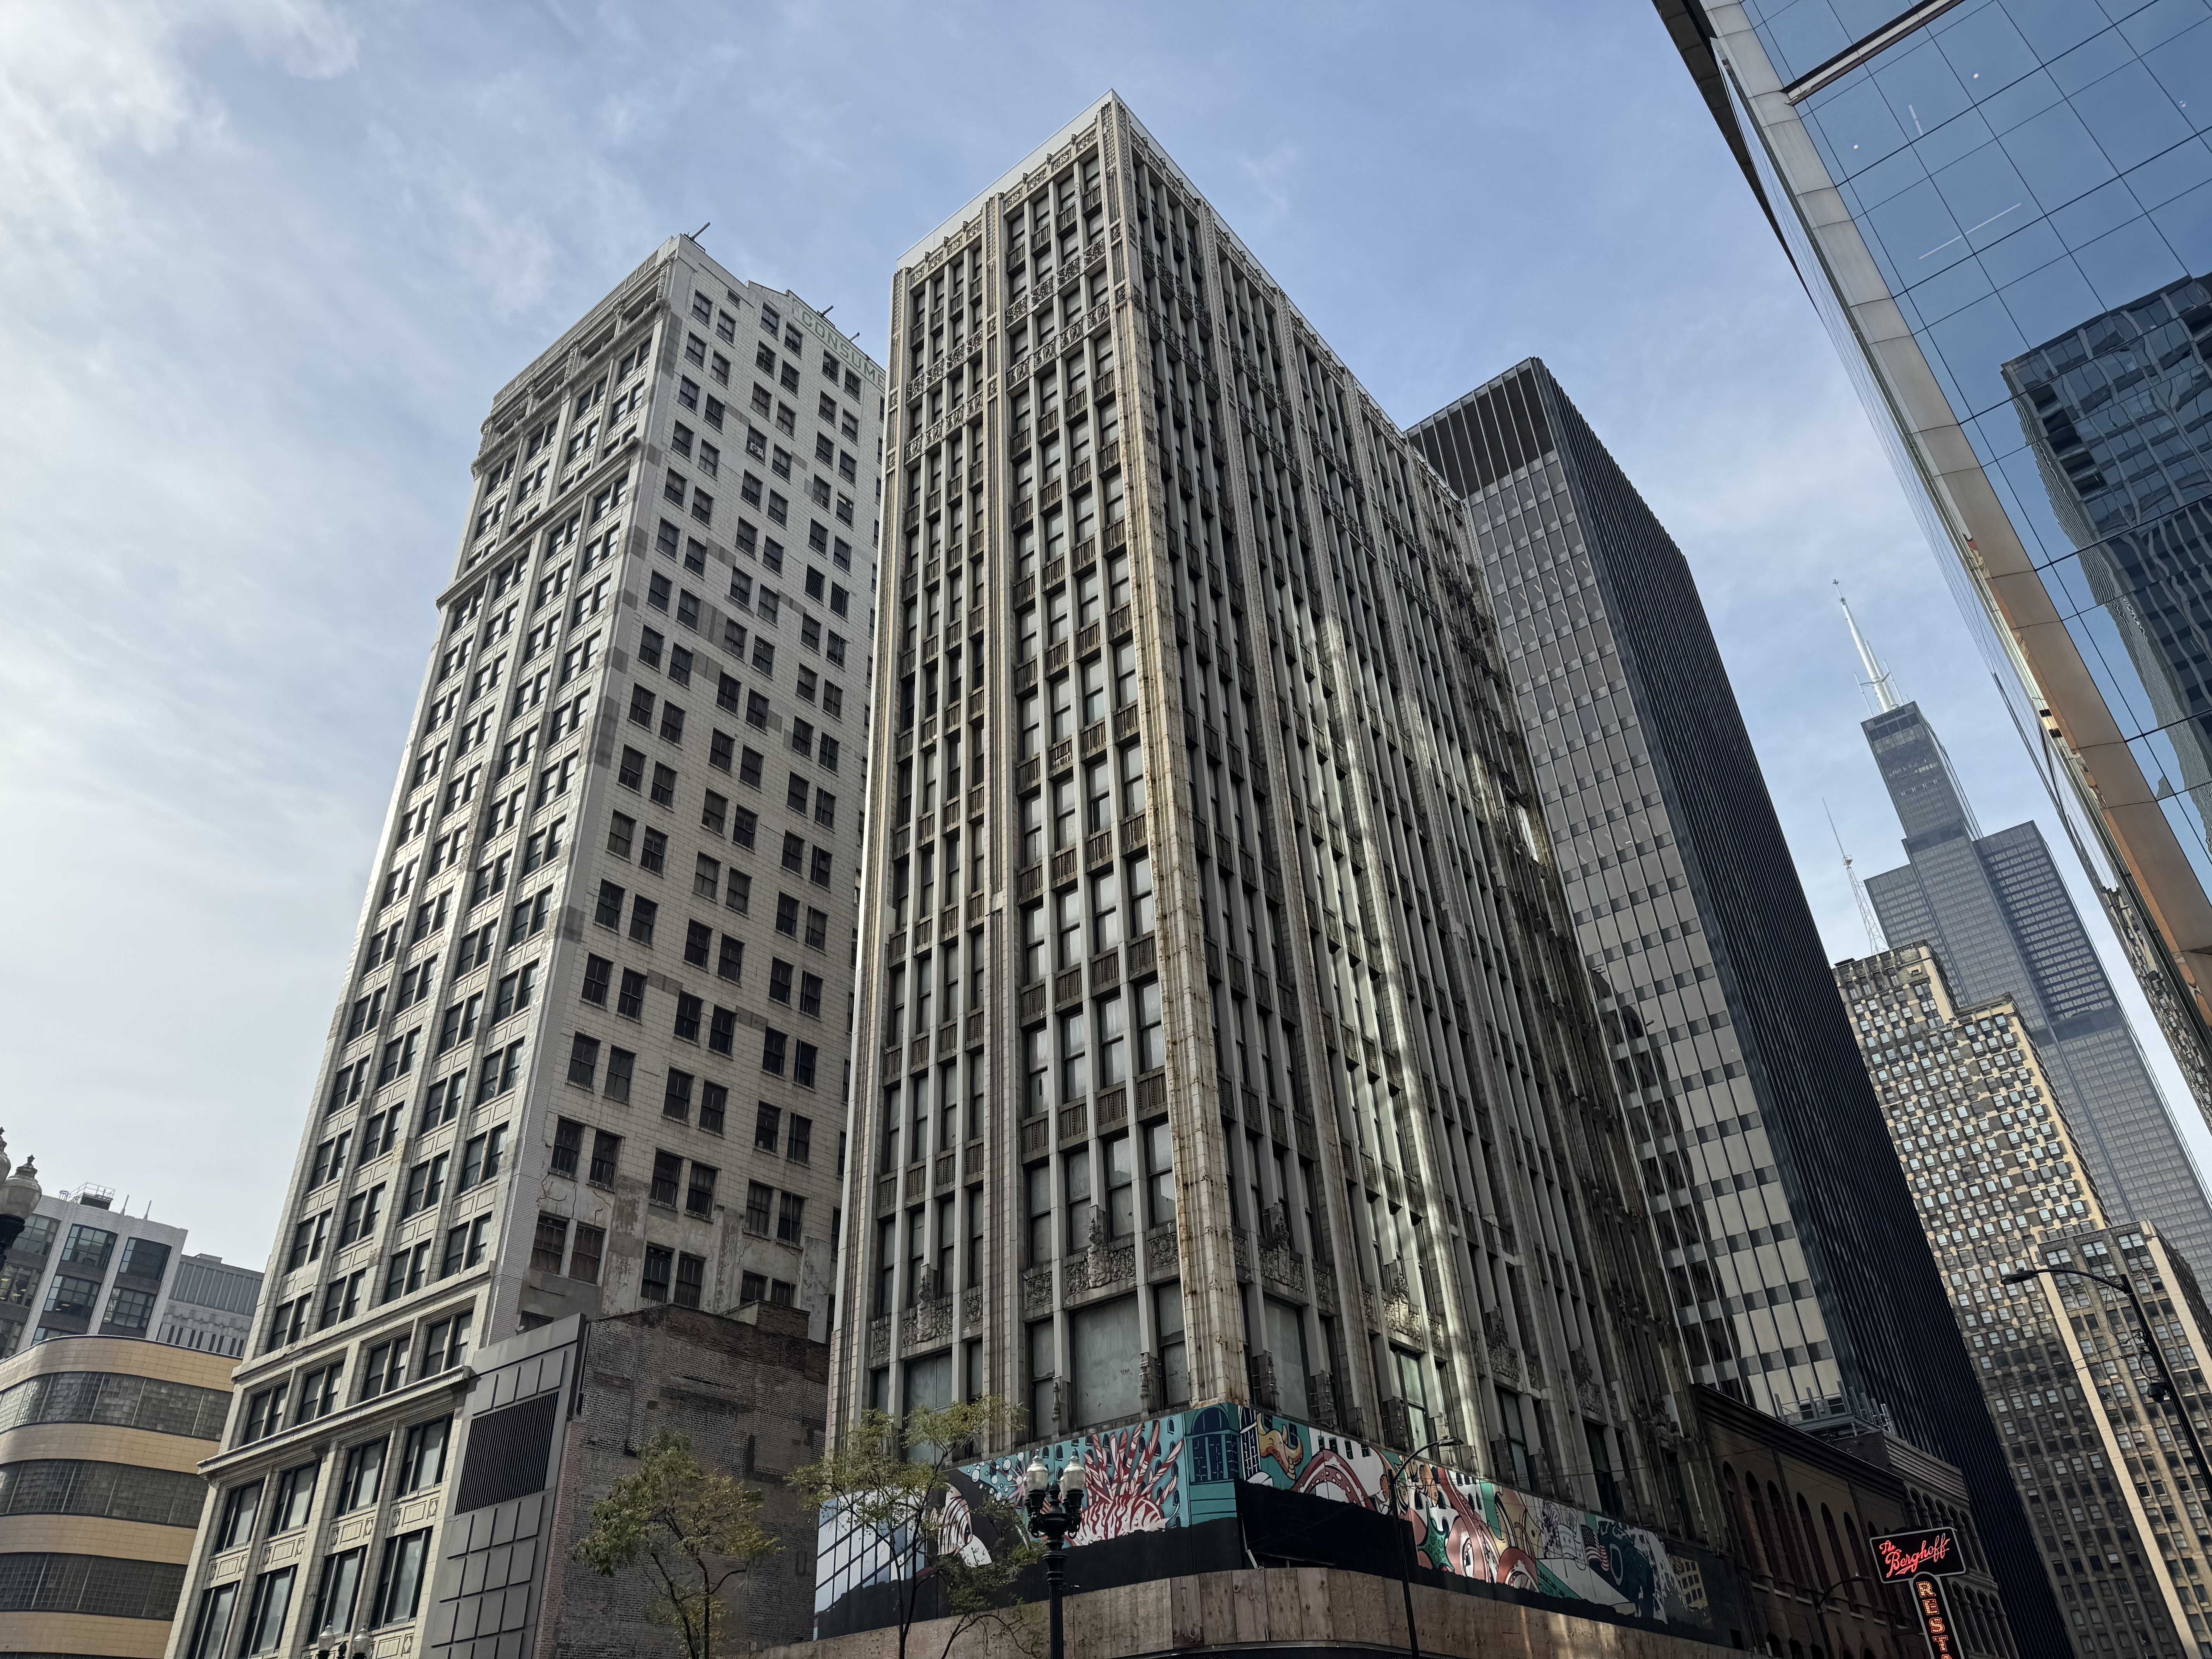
1836;941;2212;1656
165;235;884;1659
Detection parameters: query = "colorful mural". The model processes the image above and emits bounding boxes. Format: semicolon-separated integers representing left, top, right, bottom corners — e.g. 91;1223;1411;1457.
813;1404;1714;1633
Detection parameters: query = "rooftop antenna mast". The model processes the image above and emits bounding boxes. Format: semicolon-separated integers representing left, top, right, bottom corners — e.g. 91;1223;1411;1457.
1836;580;1901;714
1826;798;1885;955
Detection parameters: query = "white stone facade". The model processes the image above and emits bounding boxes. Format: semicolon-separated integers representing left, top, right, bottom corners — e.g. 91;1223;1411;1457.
165;236;884;1659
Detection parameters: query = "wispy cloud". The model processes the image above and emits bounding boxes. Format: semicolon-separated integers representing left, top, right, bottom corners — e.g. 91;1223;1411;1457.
5;0;2198;1257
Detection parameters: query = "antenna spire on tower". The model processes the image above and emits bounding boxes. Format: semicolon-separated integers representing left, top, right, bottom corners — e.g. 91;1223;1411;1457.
1826;799;1885;956
1836;581;1901;713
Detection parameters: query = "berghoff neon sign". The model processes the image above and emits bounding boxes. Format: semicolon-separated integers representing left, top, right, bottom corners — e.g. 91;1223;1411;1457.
1875;1531;1956;1580
1871;1526;1965;1581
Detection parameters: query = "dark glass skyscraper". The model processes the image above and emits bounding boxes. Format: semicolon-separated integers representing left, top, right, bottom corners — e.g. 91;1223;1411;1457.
1410;360;2061;1651
1855;688;2212;1274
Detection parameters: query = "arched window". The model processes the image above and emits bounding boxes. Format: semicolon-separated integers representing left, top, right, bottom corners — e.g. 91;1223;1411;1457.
1796;1492;1832;1592
1724;1465;1769;1578
1764;1481;1803;1587
1822;1505;1853;1606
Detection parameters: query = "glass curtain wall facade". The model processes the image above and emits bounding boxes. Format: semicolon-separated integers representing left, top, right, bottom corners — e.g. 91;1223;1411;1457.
165;238;884;1659
829;95;1715;1549
1409;361;2057;1646
1656;0;2212;1144
1857;694;2212;1273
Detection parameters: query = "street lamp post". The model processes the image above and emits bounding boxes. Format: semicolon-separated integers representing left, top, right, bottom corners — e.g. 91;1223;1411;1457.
1383;1436;1462;1659
1812;1572;1896;1659
1024;1454;1087;1659
0;1135;41;1263
2002;1261;2212;1500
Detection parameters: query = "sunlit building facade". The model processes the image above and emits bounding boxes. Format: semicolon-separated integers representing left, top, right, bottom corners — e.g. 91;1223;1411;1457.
164;236;884;1659
825;93;1725;1599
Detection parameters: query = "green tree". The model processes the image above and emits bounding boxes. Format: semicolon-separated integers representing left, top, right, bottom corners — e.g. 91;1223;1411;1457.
790;1397;1043;1659
574;1431;783;1659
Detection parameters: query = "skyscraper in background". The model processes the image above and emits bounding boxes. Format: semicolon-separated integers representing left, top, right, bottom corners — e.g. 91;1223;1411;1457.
1653;0;2212;1150
1838;597;2212;1274
1408;358;2059;1645
1835;940;2212;1659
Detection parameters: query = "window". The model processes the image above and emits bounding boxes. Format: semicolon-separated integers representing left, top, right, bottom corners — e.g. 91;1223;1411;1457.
569;1224;605;1284
370;1529;430;1627
552;1118;585;1176
740;1271;767;1304
605;1047;635;1103
674;993;703;1041
421;1311;472;1374
745;1182;773;1235
630;896;658;945
795;1041;817;1089
397;1417;449;1493
769;958;793;1004
493;963;536;1022
718;935;744;981
799;972;822;1017
589;1130;622;1185
1060;1008;1088;1102
1135;979;1164;1072
806;907;828;950
685;919;713;967
651;1151;683;1207
687;1163;718;1218
664;1069;694;1122
568;1034;600;1087
776;894;800;936
380;1244;428;1304
361;1338;408;1401
457;1125;507;1191
311;1545;366;1638
337;1185;384;1249
782;831;805;872
241;1384;287;1444
651;764;677;808
642;1246;673;1302
532;1213;568;1273
675;1252;706;1307
272;1461;319;1532
618;968;646;1018
242;1566;299;1654
777;1192;805;1244
694;853;721;898
1144;1119;1175;1226
215;1480;262;1550
338;1437;387;1512
184;1583;240;1659
594;880;626;928
763;1029;787;1075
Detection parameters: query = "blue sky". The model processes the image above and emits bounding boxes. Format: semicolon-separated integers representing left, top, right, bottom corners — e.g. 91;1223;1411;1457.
5;0;2198;1266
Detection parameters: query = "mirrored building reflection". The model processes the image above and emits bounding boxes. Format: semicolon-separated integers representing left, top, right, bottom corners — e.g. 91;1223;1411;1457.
1657;0;2212;1149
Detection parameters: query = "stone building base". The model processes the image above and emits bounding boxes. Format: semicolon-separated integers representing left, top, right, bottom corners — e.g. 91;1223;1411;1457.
763;1565;1736;1659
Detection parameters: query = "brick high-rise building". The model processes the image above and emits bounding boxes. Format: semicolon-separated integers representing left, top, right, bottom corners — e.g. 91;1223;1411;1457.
819;92;1744;1647
1835;941;2212;1659
165;236;885;1659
